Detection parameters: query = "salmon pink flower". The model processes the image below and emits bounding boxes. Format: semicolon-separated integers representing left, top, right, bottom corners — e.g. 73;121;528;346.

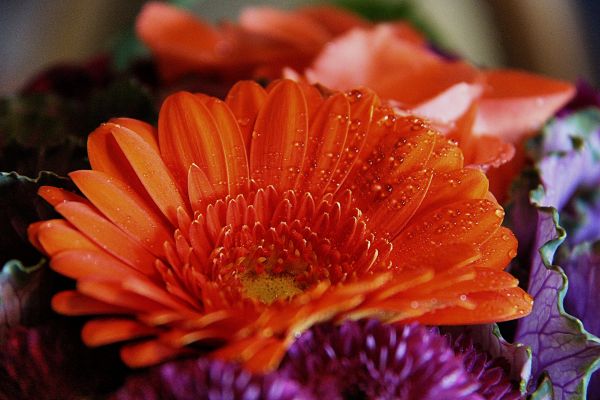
135;2;573;199
29;79;531;372
136;2;377;82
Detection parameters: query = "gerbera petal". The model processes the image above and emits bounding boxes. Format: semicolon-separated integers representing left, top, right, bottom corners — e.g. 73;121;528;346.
158;92;229;197
365;169;434;239
250;79;308;189
54;201;157;275
82;319;158;346
69;170;172;257
225;80;268;149
326;87;377;192
26;220;45;252
187;164;219;213
296;80;325;119
425;136;464;172
407;268;519;298
120;275;195;314
394;199;505;266
391;199;507;274
38;185;88;207
34;219;97;255
201;96;250;195
50;250;140;281
415;168;489;218
244;337;289;373
111;124;189;225
300;92;350;194
474;69;575;141
77;279;172;314
343;121;436;214
111;118;159;149
88;124;142;187
415;288;533;324
120;339;184;368
52;291;132;316
87;121;160;197
468;227;517;270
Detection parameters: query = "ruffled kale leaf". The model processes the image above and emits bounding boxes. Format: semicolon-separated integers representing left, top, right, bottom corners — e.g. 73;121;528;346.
561;242;600;397
513;198;600;399
529;374;554;400
0;260;48;339
509;107;600;399
526;108;600;211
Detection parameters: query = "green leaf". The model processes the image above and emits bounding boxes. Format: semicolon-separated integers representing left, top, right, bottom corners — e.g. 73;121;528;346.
529;374;554;400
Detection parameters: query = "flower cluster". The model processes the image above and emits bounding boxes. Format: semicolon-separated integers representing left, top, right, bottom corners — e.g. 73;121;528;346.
1;2;599;399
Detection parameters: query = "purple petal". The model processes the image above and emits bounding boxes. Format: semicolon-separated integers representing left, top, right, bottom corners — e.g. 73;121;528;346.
444;324;531;394
113;358;310;400
280;320;482;400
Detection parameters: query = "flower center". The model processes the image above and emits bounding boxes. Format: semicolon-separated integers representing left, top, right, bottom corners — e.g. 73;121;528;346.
239;273;303;304
172;186;389;306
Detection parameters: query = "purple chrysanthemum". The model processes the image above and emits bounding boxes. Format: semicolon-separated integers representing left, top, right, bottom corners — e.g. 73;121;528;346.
113;358;311;400
449;334;522;400
280;319;481;400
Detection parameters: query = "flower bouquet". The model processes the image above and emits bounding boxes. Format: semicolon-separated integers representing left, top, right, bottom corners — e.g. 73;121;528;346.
1;1;599;399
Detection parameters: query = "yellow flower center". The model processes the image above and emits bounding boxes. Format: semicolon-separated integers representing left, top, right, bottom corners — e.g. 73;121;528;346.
240;272;303;304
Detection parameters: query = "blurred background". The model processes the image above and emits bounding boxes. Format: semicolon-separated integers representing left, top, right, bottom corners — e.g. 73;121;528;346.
0;0;598;95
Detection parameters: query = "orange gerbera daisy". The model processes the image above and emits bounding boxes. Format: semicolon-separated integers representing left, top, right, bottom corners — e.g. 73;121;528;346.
29;79;531;372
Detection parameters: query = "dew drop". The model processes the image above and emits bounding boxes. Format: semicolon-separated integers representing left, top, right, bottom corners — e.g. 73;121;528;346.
349;119;361;131
347;89;363;103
